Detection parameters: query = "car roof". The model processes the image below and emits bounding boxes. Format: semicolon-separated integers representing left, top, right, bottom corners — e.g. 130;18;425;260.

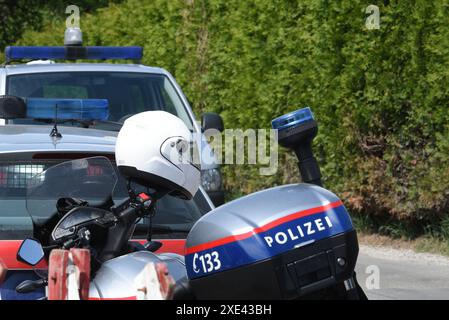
2;63;169;76
0;124;117;154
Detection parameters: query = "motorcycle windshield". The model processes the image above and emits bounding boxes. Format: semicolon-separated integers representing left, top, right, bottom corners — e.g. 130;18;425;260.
26;157;119;227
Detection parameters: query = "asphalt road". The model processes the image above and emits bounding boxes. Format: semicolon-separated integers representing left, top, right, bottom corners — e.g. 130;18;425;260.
355;245;449;300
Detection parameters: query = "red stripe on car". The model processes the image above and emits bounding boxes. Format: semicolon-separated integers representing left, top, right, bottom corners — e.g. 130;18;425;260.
0;239;186;270
0;240;48;269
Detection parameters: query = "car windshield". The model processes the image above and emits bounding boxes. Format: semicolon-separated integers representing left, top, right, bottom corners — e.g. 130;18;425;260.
6;71;193;130
0;156;210;240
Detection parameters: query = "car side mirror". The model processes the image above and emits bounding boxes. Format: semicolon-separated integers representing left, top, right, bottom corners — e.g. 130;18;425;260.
0;95;27;119
17;238;45;266
201;112;224;132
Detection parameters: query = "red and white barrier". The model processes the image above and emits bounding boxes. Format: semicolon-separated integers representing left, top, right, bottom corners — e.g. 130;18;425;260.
48;248;90;300
134;262;175;300
47;248;174;300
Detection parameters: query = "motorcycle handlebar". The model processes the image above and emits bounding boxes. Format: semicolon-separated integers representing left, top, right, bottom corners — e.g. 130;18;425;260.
112;194;151;220
98;196;149;263
116;203;142;219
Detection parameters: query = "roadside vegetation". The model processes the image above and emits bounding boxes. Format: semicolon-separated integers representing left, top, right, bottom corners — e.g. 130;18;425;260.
1;1;448;253
353;213;449;256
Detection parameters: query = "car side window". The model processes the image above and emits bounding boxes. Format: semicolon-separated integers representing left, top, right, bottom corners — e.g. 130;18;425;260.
0;162;39;240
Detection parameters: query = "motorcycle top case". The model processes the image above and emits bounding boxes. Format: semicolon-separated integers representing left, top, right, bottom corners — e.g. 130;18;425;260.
185;183;359;299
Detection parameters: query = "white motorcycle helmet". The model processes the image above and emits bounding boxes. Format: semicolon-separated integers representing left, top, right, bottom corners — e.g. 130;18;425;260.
115;111;200;200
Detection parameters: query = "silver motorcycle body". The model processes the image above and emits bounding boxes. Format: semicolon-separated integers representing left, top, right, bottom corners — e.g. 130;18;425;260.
89;251;187;299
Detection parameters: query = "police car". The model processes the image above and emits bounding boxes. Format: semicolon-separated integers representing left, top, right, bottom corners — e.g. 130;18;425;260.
0;29;220;299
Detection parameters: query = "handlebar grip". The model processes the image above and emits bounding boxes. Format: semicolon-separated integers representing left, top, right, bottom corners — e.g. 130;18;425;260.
16;279;47;293
117;203;141;219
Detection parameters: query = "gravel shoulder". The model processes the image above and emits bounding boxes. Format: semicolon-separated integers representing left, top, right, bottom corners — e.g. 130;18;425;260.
359;244;449;267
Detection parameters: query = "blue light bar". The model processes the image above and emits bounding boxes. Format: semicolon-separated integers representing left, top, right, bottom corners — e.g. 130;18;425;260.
5;46;143;62
83;47;143;60
26;98;109;121
6;47;66;61
271;107;315;131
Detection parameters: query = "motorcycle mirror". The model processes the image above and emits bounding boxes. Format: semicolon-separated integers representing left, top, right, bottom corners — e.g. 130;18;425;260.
17;238;45;266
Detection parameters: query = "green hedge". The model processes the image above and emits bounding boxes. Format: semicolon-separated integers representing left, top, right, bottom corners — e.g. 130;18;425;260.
13;0;449;228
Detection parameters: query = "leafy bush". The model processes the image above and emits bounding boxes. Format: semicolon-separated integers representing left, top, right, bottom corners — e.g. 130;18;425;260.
10;0;449;231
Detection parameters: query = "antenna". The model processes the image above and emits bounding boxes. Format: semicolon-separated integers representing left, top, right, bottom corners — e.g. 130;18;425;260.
49;104;62;138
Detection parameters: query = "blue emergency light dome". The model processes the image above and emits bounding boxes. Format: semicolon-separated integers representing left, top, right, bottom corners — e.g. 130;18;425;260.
26;98;109;121
271;107;315;132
